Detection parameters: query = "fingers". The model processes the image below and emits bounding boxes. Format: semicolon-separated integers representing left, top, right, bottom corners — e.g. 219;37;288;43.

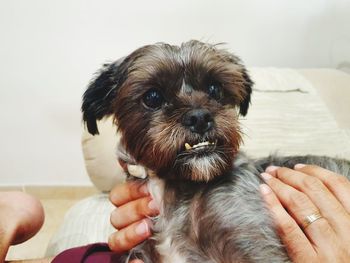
110;196;159;229
294;164;350;213
261;172;337;249
259;184;316;261
110;181;149;207
265;166;350;234
261;164;350;262
109;181;160;254
108;219;152;253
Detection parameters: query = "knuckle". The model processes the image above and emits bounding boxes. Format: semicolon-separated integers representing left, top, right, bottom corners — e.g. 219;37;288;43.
288;192;309;208
313;218;332;234
275;167;289;178
301;176;323;192
129;182;141;199
278;220;299;237
333;175;349;185
329;195;348;215
129;182;148;200
141;197;152;214
305;164;320;173
265;176;279;190
124;228;137;245
126;182;135;198
135;198;148;216
113;230;132;252
108;233;123;251
324;173;349;189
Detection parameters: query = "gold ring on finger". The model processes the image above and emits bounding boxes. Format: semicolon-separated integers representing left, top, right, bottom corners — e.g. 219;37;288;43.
302;211;323;229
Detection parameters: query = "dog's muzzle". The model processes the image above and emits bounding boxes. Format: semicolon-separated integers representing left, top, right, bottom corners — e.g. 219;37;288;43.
182;108;214;135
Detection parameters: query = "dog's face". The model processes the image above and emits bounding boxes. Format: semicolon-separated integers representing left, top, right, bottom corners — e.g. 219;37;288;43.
82;40;253;182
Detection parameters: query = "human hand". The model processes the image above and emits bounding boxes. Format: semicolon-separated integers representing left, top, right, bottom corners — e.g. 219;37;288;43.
108;181;159;255
0;191;44;245
0;191;45;262
260;164;350;262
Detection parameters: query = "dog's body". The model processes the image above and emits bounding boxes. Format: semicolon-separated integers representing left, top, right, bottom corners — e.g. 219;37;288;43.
127;154;349;263
82;40;350;263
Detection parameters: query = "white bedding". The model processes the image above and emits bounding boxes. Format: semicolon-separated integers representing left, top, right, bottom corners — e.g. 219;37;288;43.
242;68;350;159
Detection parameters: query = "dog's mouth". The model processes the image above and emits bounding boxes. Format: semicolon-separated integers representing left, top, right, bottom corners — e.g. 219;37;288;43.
183;140;217;153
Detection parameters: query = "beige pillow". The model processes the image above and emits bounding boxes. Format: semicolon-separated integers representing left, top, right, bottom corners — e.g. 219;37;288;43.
81;118;124;192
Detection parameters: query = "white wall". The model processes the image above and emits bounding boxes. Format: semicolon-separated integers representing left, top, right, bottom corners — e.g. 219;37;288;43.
0;0;349;186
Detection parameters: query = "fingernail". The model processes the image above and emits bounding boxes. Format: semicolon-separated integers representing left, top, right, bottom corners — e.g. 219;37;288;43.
261;172;273;181
139;184;149;195
148;199;159;211
294;163;306;169
259;184;271;195
135;220;149;236
265;166;279;173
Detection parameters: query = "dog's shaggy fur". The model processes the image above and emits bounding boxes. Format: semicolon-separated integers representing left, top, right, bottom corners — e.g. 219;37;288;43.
82;40;350;263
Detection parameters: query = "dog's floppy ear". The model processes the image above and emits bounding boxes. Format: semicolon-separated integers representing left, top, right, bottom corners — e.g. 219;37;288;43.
219;48;253;117
238;69;253;116
82;58;126;135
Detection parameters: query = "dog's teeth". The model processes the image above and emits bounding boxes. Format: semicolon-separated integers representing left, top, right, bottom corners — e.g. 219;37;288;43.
185;141;215;151
192;141;213;149
194;142;207;148
185;143;192;150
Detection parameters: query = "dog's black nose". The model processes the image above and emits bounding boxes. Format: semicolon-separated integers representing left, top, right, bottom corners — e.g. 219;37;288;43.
182;109;214;134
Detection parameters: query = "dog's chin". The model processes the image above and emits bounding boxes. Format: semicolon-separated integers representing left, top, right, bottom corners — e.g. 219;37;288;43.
174;150;232;182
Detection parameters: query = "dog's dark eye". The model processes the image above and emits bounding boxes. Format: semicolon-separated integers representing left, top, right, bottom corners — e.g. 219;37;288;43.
208;83;223;101
142;89;164;109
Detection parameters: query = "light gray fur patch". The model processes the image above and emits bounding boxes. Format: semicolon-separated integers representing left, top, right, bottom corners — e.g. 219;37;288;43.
180;80;193;96
185;154;227;181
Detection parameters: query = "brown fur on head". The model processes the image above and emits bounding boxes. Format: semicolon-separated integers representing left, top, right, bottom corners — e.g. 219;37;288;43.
82;40;253;182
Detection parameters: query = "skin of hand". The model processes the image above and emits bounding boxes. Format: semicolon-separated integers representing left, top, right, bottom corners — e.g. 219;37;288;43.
0;192;53;263
109;181;160;257
0;191;45;263
260;164;350;262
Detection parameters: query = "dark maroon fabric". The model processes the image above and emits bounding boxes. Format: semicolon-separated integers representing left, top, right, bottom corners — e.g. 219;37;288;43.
52;243;123;263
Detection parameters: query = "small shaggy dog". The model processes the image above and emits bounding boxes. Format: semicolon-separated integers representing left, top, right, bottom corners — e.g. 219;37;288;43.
82;40;350;263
